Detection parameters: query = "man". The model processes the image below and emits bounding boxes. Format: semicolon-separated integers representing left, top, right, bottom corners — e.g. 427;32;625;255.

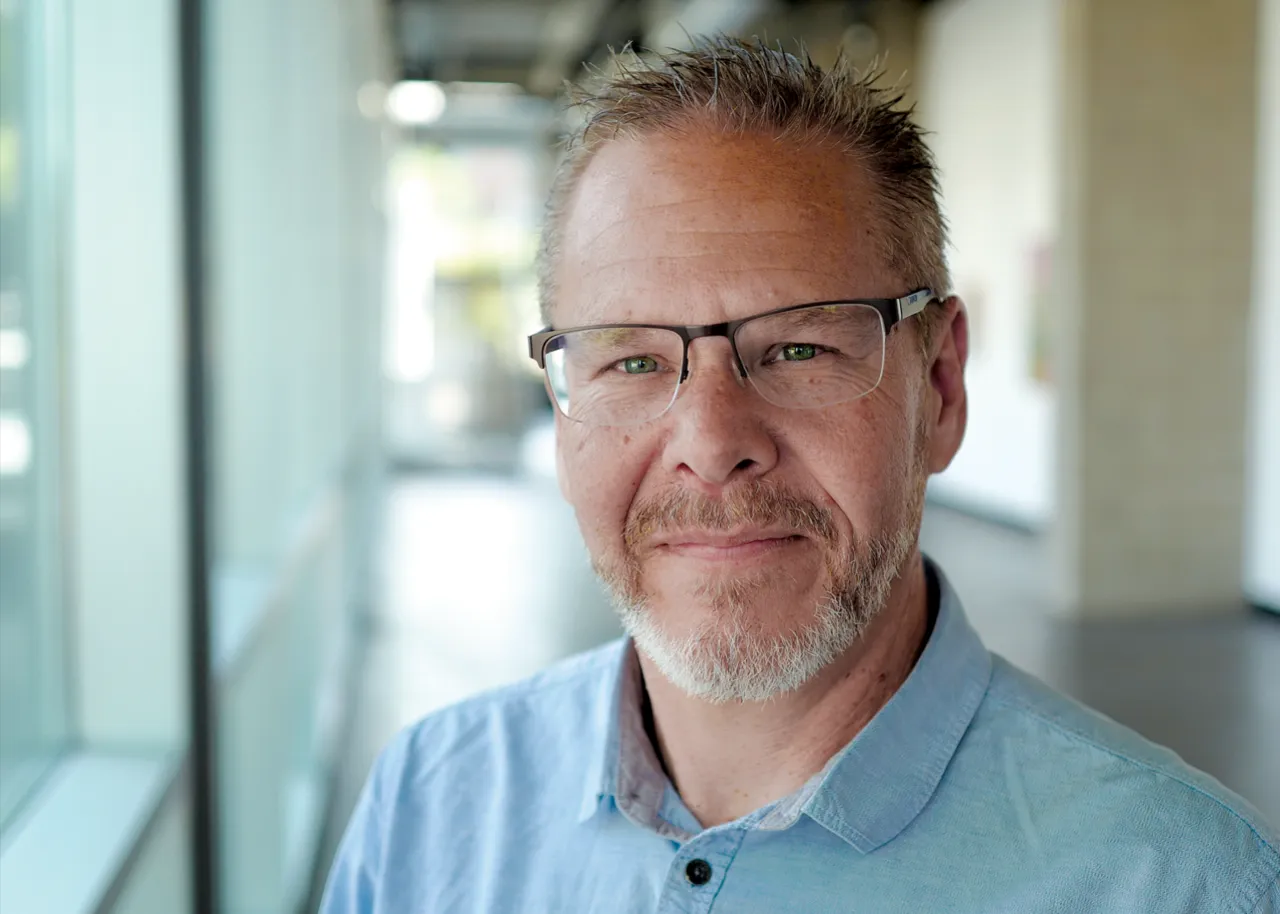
323;37;1279;913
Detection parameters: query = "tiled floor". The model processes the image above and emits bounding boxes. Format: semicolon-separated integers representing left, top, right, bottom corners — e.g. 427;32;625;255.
309;470;1280;904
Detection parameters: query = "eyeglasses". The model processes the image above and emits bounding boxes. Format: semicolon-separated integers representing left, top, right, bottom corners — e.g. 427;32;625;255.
528;289;935;428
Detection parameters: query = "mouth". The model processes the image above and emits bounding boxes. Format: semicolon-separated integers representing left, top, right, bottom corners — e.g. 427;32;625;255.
652;530;809;561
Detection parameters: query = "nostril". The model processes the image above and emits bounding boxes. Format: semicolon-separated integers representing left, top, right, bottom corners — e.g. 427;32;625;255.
735;458;755;472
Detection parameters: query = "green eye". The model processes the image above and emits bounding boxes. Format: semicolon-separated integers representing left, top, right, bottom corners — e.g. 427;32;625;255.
780;343;818;361
621;356;658;374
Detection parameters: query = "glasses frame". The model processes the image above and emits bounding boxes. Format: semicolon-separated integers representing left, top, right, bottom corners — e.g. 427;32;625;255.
528;290;935;421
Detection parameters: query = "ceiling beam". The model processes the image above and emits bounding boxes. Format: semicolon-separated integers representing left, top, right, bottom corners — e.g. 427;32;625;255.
643;0;776;50
527;0;621;96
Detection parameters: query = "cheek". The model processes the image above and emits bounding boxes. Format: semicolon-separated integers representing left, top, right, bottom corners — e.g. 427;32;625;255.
802;399;918;532
557;427;652;551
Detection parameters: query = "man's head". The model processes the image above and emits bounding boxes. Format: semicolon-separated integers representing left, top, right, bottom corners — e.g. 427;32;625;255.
535;37;969;703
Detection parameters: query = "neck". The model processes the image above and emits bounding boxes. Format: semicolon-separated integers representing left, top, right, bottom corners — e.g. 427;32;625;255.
638;553;932;829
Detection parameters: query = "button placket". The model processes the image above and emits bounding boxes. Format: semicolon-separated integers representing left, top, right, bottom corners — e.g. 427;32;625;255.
655;827;748;913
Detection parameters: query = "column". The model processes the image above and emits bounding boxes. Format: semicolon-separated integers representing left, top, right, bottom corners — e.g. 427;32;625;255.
1053;0;1259;615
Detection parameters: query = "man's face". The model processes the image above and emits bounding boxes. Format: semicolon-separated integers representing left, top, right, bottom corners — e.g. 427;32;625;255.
552;129;956;702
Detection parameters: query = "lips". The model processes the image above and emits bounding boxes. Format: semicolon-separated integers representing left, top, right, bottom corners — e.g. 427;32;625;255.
655;529;804;549
649;529;807;561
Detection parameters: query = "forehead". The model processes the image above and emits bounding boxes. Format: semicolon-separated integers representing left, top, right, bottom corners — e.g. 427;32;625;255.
554;129;896;327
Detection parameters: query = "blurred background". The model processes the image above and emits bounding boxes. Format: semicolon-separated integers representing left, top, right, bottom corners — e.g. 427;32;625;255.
0;0;1277;911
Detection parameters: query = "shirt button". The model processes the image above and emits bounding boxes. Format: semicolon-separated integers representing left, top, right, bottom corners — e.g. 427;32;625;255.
685;858;712;886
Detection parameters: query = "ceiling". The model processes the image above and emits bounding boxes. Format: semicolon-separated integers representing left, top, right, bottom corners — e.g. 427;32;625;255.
390;0;893;98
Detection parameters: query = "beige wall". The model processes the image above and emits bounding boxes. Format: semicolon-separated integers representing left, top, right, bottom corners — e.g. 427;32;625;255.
1054;0;1257;615
918;0;1268;614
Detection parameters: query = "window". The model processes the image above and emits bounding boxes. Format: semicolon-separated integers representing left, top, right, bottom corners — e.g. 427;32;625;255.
0;0;71;830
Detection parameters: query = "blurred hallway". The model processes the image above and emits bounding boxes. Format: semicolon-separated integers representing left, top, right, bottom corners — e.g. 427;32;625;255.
309;458;1280;905
5;0;1280;910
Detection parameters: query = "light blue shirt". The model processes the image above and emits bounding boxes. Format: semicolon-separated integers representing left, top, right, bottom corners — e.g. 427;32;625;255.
322;563;1280;913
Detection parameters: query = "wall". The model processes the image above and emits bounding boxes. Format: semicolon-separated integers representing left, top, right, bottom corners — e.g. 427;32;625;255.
918;0;1275;606
1248;0;1280;608
916;0;1059;526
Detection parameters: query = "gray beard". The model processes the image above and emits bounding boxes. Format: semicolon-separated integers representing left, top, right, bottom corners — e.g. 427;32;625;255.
597;524;918;704
594;421;930;703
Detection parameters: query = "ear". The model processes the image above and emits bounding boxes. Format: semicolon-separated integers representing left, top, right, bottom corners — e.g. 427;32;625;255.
925;296;969;474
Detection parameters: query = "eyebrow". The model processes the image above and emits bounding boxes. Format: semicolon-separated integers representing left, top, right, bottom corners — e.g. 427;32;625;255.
569;298;853;330
763;304;851;330
568;326;661;347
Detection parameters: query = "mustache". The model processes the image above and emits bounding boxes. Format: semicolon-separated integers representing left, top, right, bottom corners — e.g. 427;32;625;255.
623;481;837;552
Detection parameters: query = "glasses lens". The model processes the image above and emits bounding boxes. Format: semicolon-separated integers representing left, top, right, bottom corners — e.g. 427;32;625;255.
734;303;886;409
543;327;683;426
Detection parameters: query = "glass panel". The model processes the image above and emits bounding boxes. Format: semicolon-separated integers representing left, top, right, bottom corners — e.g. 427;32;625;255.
0;0;70;829
207;0;384;907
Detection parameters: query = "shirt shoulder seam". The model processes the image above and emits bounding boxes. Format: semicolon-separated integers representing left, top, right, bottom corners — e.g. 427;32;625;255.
985;690;1280;867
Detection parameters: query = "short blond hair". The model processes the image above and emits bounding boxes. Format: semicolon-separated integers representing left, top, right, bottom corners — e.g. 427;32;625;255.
537;35;951;352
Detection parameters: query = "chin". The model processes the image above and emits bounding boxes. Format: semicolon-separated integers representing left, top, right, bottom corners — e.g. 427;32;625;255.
617;582;870;704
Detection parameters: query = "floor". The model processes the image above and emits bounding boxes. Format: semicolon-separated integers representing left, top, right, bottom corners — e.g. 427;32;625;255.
308;470;1280;905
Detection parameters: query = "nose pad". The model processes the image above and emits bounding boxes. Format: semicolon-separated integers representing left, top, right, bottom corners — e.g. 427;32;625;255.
678;336;751;393
678;351;749;389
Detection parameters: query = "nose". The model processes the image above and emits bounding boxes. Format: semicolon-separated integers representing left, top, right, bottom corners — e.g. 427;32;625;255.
660;339;779;490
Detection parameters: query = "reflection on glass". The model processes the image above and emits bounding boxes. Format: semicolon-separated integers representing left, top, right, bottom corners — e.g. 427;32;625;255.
0;0;69;830
207;0;387;906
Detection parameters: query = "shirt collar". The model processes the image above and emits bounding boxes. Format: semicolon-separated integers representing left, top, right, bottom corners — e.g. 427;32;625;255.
578;557;993;854
578;642;696;839
802;558;992;851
